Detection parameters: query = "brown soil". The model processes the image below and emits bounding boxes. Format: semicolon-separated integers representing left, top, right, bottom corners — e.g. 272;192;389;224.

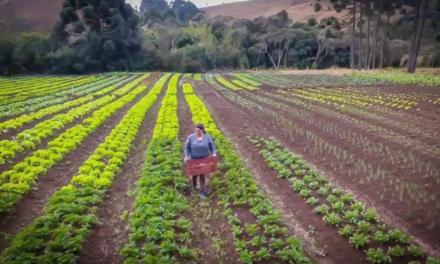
77;73;164;264
199;83;440;258
265;87;440;157
245;89;440;196
178;79;240;264
0;75;156;252
274;86;440;149
194;82;367;263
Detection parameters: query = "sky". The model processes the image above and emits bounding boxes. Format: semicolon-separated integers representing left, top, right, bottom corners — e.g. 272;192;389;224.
126;0;245;9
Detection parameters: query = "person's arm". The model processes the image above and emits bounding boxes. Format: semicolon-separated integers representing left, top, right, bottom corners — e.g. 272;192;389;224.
207;135;217;156
184;135;192;160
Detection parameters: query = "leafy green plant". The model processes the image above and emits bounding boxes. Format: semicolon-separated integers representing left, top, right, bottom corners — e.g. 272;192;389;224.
323;212;342;226
338;225;354;237
356;220;372;234
349;233;369;249
306;197;319;206
331;201;345;212
314;204;329;215
387;245;405;257
363;208;379;223
407;244;423;257
366;248;391;263
373;230;390;244
388;229;410;244
344;210;360;224
299;189;311;198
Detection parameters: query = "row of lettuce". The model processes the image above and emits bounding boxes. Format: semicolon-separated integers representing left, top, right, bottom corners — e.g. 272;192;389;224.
121;73;198;262
0;75;138;133
0;74;135;118
0;76;94;103
250;137;439;264
0;73;171;263
0;74;147;165
0;74;150;213
181;82;310;263
1;73;313;263
209;73;440;264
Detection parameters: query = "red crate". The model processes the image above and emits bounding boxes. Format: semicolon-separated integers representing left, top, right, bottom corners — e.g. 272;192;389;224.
185;156;218;177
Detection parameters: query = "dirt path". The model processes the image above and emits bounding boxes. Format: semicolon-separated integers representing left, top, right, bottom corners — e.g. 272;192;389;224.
77;73;165;264
0;74;158;252
194;82;368;264
178;78;240;264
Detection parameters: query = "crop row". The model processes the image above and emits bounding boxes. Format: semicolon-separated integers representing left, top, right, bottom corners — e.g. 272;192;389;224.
261;90;437;210
244;91;440;189
121;73;197;263
234;73;262;87
182;82;310;263
0;76;88;98
0;74;149;165
245;72;292;88
280;91;440;153
0;74;151;213
214;74;242;90
293;87;419;111
0;74;134;118
0;75;84;92
0;76;99;107
281;73;386;88
208;82;440;227
226;74;259;90
0;75;142;134
250;137;439;264
0;73;168;264
352;71;440;87
267;89;440;157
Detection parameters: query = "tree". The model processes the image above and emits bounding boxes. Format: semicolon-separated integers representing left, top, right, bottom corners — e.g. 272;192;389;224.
407;0;430;73
50;0;142;73
170;0;201;22
140;0;169;16
12;33;51;73
350;0;357;68
314;2;322;12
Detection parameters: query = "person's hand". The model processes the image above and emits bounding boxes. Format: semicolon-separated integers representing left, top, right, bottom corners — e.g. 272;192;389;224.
212;153;217;157
184;156;189;162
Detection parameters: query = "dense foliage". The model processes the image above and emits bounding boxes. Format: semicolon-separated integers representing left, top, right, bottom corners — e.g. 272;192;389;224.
0;0;439;74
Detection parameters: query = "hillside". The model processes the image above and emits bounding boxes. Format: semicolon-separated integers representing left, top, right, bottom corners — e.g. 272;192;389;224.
0;0;350;33
202;0;350;23
0;0;63;32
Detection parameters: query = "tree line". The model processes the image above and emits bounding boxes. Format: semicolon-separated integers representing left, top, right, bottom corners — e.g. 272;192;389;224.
340;0;439;73
0;0;438;75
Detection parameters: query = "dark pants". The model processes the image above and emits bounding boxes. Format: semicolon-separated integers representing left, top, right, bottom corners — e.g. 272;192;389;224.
192;174;206;194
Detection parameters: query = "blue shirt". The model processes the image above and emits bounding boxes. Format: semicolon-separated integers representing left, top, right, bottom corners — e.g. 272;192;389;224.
184;133;217;159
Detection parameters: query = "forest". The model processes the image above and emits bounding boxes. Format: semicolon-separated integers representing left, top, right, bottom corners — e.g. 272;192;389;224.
0;0;439;74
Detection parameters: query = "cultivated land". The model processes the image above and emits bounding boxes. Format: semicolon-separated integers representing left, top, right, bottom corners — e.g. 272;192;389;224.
0;71;439;264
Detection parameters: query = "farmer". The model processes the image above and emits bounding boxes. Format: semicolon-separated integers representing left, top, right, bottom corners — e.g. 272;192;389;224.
184;123;217;199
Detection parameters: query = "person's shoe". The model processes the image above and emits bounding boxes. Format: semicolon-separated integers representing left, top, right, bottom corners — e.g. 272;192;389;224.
199;192;207;199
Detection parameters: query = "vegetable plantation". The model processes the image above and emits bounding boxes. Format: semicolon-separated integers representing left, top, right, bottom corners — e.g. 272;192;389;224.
0;71;439;264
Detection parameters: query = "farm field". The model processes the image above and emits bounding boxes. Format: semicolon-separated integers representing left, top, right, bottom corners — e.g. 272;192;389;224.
0;71;439;264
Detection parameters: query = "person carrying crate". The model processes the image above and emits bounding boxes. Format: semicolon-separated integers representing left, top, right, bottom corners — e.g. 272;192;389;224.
184;123;217;199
